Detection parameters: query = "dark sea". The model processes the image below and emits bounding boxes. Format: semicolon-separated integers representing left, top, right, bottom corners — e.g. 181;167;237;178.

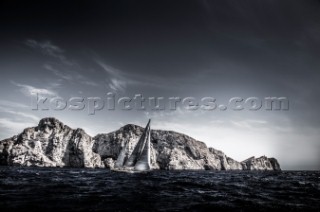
0;167;319;212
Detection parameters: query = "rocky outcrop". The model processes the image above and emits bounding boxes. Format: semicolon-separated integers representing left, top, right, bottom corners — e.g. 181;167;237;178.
241;156;281;171
93;124;280;171
93;124;222;170
0;117;281;171
0;118;103;168
209;148;243;170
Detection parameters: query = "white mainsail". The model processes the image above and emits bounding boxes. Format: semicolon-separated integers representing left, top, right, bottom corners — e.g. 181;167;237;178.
134;121;151;171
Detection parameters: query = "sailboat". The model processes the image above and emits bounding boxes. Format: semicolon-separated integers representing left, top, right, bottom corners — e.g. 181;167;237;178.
112;119;152;173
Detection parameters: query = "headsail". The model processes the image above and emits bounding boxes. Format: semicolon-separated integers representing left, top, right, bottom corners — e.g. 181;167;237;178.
114;140;130;168
114;119;151;171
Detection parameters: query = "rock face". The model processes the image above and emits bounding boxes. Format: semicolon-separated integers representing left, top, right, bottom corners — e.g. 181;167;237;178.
0;118;103;168
92;124;280;171
241;156;281;171
0;118;281;171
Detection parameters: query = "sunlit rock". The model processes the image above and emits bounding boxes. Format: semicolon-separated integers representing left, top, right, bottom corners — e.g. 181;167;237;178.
0;117;281;171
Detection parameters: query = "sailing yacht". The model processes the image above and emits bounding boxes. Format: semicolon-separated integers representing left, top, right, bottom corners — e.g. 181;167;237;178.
113;119;152;172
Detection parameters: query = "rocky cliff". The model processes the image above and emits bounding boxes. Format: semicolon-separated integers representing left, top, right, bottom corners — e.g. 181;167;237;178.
241;156;281;171
0;117;281;171
0;118;102;168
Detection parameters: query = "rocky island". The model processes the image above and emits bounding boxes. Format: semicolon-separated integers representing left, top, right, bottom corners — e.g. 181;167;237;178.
0;117;280;171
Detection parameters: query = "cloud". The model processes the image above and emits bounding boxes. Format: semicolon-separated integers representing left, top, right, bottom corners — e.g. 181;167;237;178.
0;100;28;109
95;58;181;92
7;111;39;122
81;80;99;87
25;39;63;55
11;81;58;97
0;100;40;138
44;64;73;81
230;119;268;129
44;63;100;87
76;74;100;87
26;40;180;93
25;39;101;89
0;118;36;135
95;59;123;78
108;78;126;92
27;40;101;87
95;59;127;92
0;106;39;122
25;39;74;65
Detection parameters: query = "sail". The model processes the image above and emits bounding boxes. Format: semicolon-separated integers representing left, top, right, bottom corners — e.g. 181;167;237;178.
134;122;151;171
124;119;151;168
114;140;130;168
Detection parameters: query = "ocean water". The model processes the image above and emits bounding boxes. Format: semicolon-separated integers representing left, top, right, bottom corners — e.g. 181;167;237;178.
0;167;319;211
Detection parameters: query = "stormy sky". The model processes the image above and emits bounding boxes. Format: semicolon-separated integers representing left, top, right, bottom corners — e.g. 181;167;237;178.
0;0;319;170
